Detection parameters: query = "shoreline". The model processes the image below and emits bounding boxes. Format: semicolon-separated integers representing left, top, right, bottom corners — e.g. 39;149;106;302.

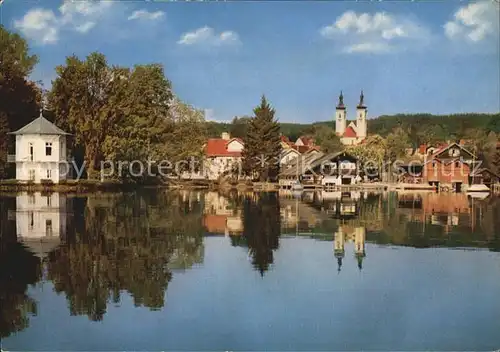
1;179;498;195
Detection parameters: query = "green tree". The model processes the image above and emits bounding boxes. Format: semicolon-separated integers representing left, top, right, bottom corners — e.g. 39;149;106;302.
386;127;412;161
242;96;281;181
312;125;343;153
229;116;251;138
0;25;41;178
166;97;207;172
48;53;130;178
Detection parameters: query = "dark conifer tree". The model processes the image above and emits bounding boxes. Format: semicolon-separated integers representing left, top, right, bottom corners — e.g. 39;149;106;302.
242;95;281;181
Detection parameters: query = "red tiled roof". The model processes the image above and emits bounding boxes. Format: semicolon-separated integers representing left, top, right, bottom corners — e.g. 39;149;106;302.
343;126;357;138
419;144;427;154
205;138;243;157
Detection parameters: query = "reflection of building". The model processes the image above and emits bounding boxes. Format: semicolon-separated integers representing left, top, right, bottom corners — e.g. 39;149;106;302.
397;192;470;229
334;226;366;272
15;192;68;259
203;192;243;236
314;191;360;219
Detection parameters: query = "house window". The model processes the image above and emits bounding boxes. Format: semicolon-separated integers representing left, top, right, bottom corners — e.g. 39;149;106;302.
47;169;52;179
29;143;33;161
29;212;34;230
46;219;53;237
455;161;460;168
28;194;35;204
29;169;35;180
46;195;52;207
45;142;52;156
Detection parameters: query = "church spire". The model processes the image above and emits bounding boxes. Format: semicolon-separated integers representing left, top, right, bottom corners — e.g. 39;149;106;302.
337;90;345;109
357;90;365;108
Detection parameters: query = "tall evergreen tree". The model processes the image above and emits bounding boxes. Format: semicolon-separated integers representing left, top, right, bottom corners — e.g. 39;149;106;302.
242;96;281;181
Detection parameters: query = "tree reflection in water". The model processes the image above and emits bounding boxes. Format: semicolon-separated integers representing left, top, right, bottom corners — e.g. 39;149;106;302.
238;192;281;276
0;195;42;338
46;191;204;321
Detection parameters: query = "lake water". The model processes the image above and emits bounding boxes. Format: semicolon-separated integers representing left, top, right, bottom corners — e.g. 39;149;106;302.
1;190;500;351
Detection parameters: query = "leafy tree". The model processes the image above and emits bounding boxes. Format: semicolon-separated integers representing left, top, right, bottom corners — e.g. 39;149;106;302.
386;127;412;161
312;125;343;153
242;96;281;181
229;116;251;138
48;53;130;178
166;97;207;171
0;25;41;178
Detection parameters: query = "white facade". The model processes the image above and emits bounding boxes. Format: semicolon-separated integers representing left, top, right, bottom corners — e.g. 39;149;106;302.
280;149;300;167
335;107;347;136
14;134;69;183
10;115;70;183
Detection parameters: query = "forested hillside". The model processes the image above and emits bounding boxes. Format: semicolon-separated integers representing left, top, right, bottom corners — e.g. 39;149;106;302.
208;113;500;146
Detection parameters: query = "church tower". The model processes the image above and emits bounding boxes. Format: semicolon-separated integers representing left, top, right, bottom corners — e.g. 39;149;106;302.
356;90;367;139
335;91;346;136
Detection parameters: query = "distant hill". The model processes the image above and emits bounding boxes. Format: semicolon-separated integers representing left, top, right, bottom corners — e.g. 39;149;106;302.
207;113;500;145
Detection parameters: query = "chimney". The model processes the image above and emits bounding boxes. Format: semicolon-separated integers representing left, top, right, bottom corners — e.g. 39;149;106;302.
221;132;230;140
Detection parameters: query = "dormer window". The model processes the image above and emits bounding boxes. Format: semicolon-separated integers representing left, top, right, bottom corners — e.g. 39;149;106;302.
45;142;52;156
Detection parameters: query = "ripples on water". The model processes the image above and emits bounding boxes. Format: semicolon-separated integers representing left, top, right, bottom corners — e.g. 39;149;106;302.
1;190;499;351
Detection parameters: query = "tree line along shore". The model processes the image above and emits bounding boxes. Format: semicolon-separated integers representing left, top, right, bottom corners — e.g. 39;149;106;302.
1;24;499;187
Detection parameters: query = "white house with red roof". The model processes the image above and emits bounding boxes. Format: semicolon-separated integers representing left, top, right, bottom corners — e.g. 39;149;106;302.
335;91;368;146
204;132;244;180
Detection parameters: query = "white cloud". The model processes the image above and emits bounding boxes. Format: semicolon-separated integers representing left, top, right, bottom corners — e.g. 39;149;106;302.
14;1;114;45
444;1;499;43
75;22;96;33
178;26;240;46
13;9;59;44
128;9;165;21
320;11;429;54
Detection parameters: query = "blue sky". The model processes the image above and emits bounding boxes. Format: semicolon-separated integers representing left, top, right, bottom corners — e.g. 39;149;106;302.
1;0;499;123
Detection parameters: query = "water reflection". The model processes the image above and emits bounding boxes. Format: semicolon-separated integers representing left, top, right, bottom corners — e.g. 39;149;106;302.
0;189;499;336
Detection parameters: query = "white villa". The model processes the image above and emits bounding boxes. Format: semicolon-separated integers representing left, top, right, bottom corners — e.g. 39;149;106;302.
8;112;71;183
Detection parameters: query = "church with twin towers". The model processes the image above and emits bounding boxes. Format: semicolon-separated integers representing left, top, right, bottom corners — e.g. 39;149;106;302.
335;91;368;146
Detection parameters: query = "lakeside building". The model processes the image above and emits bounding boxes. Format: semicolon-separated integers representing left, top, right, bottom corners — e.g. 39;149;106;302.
8;112;71;183
335;91;368;146
203;132;244;180
279;151;361;188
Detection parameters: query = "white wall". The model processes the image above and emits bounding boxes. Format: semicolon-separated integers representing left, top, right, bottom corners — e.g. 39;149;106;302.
14;134;68;183
227;140;244;153
204;156;242;180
